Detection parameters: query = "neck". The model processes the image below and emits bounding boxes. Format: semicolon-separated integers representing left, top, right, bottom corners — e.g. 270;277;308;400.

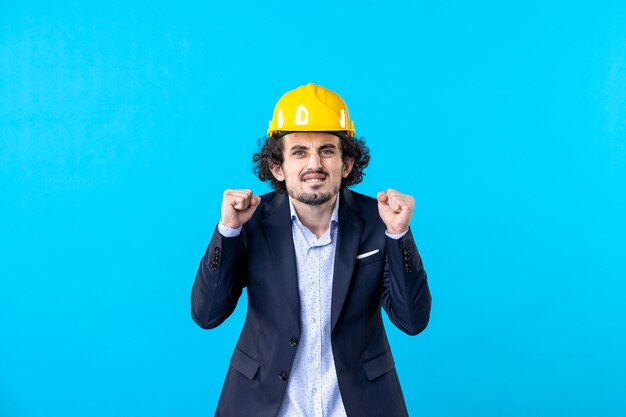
291;194;338;238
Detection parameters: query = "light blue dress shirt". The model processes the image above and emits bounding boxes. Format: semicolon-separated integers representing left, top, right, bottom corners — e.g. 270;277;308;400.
275;196;346;417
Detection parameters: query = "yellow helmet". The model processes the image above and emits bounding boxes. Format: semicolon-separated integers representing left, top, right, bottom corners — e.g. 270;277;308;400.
267;83;356;137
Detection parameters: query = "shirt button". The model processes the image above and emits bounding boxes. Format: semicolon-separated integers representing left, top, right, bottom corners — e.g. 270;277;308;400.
290;337;299;347
279;371;288;381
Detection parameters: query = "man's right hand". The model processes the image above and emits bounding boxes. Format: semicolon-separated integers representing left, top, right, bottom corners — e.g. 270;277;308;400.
221;189;261;229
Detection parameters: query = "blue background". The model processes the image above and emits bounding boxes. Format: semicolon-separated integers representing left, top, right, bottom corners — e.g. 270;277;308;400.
1;1;625;416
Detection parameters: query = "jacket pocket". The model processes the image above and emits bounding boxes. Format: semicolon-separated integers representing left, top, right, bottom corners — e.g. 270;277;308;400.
356;250;383;267
363;351;395;381
230;346;260;380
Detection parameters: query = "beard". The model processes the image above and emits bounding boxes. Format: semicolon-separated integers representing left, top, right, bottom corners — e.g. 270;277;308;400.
294;191;334;205
289;184;339;206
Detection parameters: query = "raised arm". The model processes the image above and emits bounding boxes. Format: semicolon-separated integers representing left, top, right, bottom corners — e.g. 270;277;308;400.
377;189;431;335
190;189;260;329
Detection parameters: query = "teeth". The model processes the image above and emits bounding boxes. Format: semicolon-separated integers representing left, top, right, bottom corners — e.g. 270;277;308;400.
304;178;324;183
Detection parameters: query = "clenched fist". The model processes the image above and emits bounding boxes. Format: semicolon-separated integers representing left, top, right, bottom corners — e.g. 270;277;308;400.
377;188;415;235
221;189;261;229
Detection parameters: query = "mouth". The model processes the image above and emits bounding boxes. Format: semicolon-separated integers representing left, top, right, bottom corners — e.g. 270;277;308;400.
301;173;327;183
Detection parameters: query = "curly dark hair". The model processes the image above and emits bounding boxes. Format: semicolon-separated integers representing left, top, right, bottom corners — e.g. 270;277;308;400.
252;133;370;194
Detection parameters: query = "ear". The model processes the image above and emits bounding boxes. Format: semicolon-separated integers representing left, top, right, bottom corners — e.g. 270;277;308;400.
342;157;354;178
270;162;285;181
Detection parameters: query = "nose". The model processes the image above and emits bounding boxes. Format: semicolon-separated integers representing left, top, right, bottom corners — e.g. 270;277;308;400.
307;152;322;170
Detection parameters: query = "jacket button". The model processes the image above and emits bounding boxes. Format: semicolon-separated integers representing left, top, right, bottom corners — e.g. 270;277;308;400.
279;371;288;381
290;337;298;347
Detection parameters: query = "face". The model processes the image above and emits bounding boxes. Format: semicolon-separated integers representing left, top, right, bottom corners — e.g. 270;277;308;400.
270;132;354;206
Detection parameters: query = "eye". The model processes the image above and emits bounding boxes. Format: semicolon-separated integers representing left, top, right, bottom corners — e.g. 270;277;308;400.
320;149;336;157
292;150;306;157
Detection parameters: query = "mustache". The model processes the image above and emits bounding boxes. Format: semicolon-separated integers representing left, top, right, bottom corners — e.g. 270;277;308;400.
300;169;328;180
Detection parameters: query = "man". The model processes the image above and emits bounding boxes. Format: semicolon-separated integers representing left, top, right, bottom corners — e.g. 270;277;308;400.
191;83;431;417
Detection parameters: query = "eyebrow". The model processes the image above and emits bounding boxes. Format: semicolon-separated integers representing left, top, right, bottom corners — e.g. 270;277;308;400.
288;143;338;152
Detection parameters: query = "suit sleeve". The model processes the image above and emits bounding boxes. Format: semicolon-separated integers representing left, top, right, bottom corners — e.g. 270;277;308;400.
191;226;247;329
380;228;432;336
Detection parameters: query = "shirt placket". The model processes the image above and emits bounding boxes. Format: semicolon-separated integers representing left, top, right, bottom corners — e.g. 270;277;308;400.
321;237;334;417
307;238;323;417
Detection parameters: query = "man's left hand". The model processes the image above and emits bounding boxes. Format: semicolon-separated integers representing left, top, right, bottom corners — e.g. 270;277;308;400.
377;188;415;234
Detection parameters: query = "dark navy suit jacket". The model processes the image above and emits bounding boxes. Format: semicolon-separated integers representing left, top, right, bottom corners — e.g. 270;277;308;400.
191;188;431;417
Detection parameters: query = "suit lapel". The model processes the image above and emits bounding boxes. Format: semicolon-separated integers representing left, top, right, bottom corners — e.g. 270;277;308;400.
262;193;301;329
331;188;363;332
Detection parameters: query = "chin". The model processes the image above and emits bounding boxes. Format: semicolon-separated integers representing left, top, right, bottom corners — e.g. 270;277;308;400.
296;193;333;205
290;184;340;206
